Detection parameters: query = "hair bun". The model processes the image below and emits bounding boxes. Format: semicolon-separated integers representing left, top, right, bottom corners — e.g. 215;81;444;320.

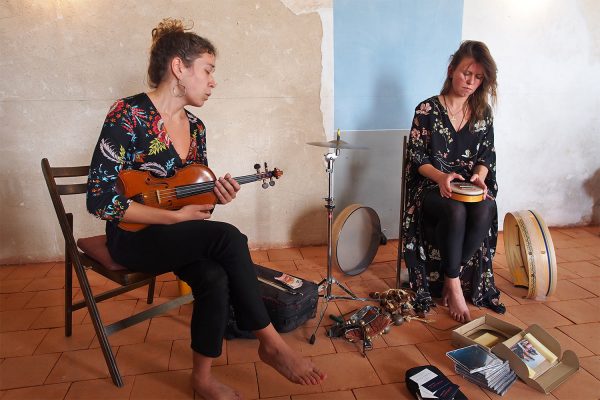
151;18;188;43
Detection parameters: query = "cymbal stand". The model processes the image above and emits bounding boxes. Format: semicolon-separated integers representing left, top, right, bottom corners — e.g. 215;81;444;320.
309;148;370;344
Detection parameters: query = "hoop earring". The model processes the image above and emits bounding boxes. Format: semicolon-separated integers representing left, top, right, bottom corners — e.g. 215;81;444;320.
172;79;187;97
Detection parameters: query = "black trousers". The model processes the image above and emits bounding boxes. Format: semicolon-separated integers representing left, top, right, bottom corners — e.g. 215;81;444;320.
107;220;271;357
422;191;495;279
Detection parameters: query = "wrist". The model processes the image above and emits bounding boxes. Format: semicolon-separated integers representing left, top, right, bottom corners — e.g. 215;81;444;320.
168;209;183;225
435;172;449;185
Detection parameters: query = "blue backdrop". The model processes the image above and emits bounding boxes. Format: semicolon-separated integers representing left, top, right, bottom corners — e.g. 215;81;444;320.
334;0;464;130
332;0;464;240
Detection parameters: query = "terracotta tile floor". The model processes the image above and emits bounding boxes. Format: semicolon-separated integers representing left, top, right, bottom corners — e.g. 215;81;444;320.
1;226;599;399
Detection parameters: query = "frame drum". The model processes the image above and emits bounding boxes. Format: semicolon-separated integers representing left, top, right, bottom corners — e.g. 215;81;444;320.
332;204;381;276
450;182;485;202
503;210;557;300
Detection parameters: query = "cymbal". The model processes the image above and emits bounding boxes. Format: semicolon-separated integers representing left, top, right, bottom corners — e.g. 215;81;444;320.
306;139;368;150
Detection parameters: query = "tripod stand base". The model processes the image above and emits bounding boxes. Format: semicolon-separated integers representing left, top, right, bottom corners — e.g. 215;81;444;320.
309;277;373;345
317;277;370;302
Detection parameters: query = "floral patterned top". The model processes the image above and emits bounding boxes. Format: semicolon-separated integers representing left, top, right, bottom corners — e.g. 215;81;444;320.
402;96;504;314
86;93;208;234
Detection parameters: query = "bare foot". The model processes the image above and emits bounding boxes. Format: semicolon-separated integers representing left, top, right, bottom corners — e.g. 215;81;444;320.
443;278;471;323
192;374;242;400
258;341;327;385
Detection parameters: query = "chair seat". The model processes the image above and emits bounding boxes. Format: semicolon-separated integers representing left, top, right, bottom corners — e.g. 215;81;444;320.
77;235;127;271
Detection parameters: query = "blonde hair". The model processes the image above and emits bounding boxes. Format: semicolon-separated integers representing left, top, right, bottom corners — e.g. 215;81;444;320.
148;18;216;88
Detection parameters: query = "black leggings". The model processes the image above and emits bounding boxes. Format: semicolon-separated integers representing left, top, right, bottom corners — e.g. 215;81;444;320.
422;191;495;279
107;220;271;357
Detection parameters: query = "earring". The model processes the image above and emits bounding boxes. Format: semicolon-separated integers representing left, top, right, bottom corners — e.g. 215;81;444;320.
172;79;187;97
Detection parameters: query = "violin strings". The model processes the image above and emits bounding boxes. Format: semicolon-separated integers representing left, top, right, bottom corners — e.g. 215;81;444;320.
141;173;270;201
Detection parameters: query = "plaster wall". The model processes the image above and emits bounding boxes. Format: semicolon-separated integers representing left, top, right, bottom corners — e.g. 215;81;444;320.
463;0;600;227
0;0;332;263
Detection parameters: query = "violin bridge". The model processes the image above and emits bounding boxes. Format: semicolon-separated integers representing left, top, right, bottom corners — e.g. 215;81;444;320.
138;191;160;207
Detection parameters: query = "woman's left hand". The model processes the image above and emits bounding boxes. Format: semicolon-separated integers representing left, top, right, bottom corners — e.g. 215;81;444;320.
214;173;241;205
470;173;489;200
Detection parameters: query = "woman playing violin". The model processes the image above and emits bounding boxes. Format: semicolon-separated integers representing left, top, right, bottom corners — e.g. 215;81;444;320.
402;40;505;323
87;18;325;400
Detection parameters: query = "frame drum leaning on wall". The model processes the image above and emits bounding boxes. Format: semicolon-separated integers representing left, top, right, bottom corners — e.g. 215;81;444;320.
503;210;557;300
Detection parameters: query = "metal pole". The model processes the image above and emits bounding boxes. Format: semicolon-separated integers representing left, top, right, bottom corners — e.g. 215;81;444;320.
325;150;337;299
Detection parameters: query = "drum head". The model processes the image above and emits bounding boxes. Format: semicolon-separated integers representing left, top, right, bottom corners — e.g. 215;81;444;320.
332;204;381;276
450;182;483;195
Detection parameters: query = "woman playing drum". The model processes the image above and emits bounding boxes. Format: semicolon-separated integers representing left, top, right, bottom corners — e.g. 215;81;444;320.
402;41;505;323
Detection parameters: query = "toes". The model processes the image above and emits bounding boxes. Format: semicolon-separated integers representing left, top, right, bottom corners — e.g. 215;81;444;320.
309;371;321;384
315;368;327;380
298;377;308;385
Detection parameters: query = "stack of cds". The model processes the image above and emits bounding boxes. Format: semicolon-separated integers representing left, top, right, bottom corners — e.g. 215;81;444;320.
446;344;517;396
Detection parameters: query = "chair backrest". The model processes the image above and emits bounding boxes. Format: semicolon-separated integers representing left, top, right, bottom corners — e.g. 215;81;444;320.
41;158;90;266
400;135;408;214
396;136;408;287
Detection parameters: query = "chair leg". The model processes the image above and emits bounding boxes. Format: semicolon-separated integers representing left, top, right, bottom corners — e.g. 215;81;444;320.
146;277;156;305
396;245;403;289
397;135;408;289
396;200;406;288
73;261;124;387
64;251;73;337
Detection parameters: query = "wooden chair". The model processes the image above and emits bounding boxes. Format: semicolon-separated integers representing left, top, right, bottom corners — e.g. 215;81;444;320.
396;136;408;288
41;158;193;387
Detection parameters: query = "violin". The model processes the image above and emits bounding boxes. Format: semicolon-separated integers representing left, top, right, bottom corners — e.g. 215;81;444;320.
115;163;283;232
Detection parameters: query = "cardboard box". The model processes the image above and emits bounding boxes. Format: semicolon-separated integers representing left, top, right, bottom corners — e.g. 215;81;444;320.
451;314;522;350
452;315;580;394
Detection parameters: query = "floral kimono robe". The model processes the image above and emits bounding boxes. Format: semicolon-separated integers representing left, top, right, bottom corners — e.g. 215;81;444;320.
87;93;208;239
402;96;505;314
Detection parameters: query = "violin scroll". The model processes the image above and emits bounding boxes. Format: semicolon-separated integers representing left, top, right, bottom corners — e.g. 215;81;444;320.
256;162;283;189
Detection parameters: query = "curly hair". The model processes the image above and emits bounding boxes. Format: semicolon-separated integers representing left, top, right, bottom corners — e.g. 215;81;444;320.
148;18;217;88
440;41;498;127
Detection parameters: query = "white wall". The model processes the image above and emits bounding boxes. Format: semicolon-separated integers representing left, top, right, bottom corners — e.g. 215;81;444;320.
463;0;600;228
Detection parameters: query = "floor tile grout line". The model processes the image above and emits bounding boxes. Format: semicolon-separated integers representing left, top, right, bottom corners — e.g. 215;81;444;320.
1;227;599;397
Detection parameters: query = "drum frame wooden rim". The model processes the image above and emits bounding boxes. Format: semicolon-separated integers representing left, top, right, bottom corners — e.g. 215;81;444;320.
503;210;557;300
450;192;485;202
332;204;381;276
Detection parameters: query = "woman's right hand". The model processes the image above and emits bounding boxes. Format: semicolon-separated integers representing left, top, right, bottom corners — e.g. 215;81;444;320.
173;204;215;223
437;172;464;198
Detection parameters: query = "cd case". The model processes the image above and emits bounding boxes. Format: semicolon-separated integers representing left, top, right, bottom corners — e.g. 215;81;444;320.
446;344;504;374
448;345;517;396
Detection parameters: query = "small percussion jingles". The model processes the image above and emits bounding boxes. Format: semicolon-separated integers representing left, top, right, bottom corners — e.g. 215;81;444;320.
449;181;485;202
